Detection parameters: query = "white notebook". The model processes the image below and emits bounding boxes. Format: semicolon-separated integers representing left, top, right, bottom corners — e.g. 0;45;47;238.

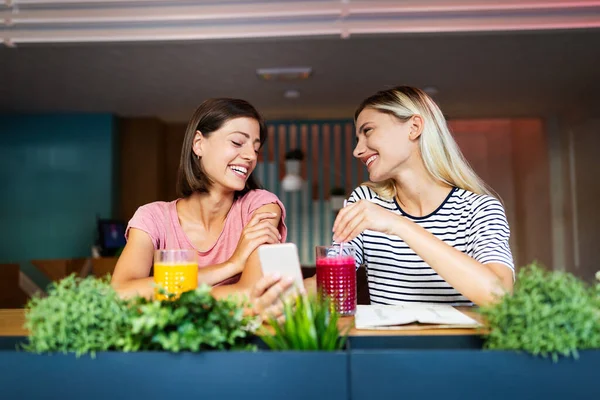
354;304;481;330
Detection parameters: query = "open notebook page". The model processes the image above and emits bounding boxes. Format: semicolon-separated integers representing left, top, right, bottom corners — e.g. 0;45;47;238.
354;304;481;330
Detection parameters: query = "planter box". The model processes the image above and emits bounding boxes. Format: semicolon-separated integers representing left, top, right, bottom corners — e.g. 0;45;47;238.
3;335;599;400
0;337;349;400
349;335;600;400
348;334;484;350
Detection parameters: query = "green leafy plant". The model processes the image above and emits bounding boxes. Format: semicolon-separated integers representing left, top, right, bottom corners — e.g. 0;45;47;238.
119;285;258;352
594;271;600;309
23;274;130;357
479;262;600;362
260;294;349;351
24;275;258;355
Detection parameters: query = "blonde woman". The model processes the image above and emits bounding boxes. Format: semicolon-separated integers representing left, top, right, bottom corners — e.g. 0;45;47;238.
331;86;514;307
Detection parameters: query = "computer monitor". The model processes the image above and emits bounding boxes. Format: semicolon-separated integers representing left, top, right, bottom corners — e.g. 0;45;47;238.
97;219;127;256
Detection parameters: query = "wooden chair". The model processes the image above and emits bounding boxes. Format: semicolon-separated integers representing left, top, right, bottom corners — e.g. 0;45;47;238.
30;258;90;282
91;257;119;278
356;266;370;305
0;264;29;308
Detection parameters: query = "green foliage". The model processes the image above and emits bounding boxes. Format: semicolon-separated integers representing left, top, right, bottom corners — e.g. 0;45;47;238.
479;263;600;362
118;285;258;352
24;276;258;355
260;294;349;351
594;271;600;310
23;275;130;357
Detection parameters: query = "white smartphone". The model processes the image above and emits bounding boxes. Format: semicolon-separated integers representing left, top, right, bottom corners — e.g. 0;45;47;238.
258;243;305;291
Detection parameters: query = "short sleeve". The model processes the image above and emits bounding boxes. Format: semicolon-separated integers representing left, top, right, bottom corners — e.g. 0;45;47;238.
468;197;515;275
241;189;288;242
125;204;163;249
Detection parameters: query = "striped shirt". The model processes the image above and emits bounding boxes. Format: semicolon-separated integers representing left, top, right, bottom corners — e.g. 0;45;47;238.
346;185;514;306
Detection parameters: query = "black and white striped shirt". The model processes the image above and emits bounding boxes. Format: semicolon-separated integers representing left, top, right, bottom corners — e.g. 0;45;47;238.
346;185;514;306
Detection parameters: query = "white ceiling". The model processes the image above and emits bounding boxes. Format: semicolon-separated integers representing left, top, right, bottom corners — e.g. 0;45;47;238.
0;1;599;122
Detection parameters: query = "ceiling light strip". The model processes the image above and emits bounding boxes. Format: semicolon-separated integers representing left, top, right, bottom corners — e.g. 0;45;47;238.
4;12;600;45
5;0;600;23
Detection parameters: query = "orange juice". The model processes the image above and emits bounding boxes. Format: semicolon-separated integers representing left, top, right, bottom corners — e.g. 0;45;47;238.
153;262;198;300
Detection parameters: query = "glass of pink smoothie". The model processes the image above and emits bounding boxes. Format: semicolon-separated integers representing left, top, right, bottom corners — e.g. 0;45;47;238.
315;245;356;316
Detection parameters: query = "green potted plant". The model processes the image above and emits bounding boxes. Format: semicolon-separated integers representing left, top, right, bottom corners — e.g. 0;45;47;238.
478;262;600;361
118;285;257;352
21;276;256;355
260;293;349;351
22;274;130;357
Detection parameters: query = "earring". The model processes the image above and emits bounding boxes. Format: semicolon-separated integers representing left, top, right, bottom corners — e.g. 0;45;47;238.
197;154;200;160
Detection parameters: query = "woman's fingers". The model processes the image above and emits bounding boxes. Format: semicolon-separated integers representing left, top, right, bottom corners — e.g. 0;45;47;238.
332;202;356;232
246;221;282;240
251;273;282;301
332;203;362;238
265;290;300;322
333;205;364;242
246;226;281;243
343;224;364;243
247;212;278;228
260;277;294;308
248;232;281;252
246;220;272;232
336;213;364;243
246;222;280;237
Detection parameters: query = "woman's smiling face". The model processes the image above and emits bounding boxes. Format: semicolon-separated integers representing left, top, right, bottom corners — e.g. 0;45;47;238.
194;117;261;193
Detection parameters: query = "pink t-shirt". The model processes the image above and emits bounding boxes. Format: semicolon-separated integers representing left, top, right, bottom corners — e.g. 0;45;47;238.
126;189;287;283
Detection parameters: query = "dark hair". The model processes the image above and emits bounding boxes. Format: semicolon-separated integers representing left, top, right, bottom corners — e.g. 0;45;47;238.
176;98;267;198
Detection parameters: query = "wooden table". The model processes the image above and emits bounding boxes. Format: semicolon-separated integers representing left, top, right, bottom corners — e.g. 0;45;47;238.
0;309;27;336
0;308;483;337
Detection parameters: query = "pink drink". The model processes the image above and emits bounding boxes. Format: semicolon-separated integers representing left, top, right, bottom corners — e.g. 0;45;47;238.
316;254;357;316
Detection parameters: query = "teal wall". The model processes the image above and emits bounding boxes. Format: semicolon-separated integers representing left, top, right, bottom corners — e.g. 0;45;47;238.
0;114;116;285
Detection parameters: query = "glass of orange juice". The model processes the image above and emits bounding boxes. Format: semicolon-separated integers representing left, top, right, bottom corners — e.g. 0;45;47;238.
153;249;198;300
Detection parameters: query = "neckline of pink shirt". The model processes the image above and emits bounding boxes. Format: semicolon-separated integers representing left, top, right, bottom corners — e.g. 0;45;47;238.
168;198;233;255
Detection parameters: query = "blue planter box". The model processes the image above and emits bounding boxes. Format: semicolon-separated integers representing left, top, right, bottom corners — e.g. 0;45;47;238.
0;337;348;400
348;334;484;350
349;338;600;400
3;335;599;400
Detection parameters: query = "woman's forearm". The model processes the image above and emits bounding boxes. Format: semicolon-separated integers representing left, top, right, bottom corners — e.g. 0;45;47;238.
113;276;252;309
112;261;240;300
211;281;251;302
211;282;256;317
111;277;155;300
389;215;511;306
197;261;241;286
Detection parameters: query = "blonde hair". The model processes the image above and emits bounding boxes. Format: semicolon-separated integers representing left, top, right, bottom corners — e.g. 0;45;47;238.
354;86;493;199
